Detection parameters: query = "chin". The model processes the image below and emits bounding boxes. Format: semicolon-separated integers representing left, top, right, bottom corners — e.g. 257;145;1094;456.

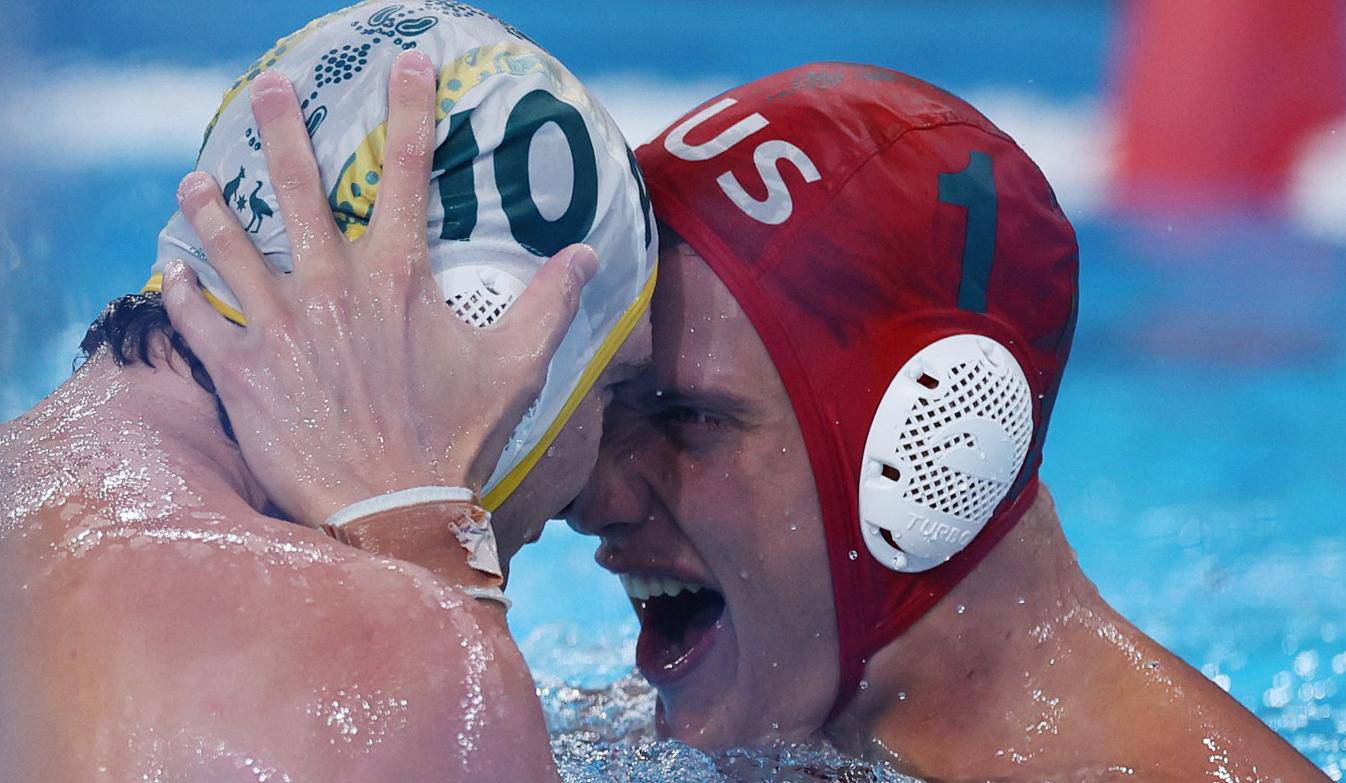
625;583;742;746
654;692;789;751
625;580;828;749
643;634;791;750
656;696;738;750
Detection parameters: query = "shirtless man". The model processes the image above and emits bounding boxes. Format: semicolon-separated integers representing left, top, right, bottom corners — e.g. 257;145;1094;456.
567;64;1329;781
0;3;654;779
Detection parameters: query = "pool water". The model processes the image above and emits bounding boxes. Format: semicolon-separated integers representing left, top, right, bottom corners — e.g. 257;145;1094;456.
2;2;1343;778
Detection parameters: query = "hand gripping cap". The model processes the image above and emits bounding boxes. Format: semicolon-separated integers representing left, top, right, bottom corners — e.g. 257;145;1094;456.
636;63;1077;716
147;1;658;510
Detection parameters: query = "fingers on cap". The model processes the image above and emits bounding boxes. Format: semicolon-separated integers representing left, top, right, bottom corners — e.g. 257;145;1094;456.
373;51;438;237
161;260;236;363
176;172;280;321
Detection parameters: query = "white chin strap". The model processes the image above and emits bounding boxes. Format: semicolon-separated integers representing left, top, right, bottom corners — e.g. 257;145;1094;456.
858;334;1033;573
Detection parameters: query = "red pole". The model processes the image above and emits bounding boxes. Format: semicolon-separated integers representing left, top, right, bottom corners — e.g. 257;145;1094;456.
1114;0;1346;210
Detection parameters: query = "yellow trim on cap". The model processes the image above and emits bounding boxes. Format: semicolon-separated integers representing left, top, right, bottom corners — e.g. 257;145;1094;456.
146;266;659;512
481;266;657;511
143;272;249;326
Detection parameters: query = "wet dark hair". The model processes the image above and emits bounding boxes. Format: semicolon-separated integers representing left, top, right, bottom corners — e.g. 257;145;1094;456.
80;292;235;440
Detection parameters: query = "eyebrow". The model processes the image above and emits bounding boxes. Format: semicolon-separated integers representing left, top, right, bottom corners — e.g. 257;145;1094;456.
638;385;755;418
612;353;652;372
605;354;652;383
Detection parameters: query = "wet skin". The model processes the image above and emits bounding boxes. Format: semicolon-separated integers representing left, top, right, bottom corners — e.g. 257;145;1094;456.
0;353;552;781
570;239;1329;782
0;326;647;782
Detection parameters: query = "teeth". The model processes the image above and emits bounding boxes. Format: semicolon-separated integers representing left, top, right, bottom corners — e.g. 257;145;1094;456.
619;574;705;600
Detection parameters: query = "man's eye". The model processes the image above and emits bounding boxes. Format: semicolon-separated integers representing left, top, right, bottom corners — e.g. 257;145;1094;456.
660;406;724;427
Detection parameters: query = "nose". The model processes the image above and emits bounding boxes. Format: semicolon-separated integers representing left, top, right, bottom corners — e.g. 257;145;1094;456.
565;421;652;543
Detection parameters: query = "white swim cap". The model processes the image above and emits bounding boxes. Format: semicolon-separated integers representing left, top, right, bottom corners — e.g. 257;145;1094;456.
146;1;658;510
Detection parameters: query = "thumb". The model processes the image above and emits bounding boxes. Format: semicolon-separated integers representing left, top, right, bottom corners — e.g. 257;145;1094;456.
494;243;597;369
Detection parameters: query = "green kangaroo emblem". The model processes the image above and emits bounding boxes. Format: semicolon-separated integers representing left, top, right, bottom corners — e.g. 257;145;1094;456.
243;181;273;234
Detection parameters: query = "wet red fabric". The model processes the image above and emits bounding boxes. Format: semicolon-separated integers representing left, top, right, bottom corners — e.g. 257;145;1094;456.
636;63;1079;717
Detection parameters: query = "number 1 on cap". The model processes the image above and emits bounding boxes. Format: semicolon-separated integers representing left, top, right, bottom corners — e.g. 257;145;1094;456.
938;151;997;314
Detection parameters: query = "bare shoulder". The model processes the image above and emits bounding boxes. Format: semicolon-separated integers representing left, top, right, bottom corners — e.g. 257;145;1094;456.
2;495;555;781
1154;654;1329;782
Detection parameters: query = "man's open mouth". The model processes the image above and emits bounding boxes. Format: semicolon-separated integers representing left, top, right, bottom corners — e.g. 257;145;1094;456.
621;574;726;685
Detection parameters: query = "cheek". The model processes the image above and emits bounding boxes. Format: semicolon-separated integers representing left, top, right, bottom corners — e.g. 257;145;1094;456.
496;394;608;555
539;395;605;499
740;494;836;647
681;434;837;630
717;436;839;699
745;502;840;726
728;433;830;580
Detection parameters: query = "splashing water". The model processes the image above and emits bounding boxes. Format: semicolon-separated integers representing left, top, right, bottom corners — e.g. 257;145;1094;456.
523;627;921;783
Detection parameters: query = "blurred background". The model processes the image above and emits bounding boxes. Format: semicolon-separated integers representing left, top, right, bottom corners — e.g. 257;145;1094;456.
1;1;1343;776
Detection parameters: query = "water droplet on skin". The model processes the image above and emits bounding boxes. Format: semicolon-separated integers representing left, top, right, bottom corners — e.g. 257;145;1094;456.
957;604;967;614
898;691;907;701
848;550;858;560
859;679;869;690
1017;597;1027;605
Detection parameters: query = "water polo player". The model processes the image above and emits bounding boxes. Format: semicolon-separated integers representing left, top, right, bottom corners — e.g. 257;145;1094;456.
568;64;1326;781
0;3;652;779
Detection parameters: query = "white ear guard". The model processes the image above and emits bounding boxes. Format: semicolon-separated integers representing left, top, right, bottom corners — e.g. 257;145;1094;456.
439;265;528;329
858;334;1033;573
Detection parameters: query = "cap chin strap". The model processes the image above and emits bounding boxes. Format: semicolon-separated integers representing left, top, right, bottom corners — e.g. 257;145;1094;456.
858;334;1033;573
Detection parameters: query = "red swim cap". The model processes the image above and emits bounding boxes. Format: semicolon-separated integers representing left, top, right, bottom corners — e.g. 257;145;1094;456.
635;63;1078;716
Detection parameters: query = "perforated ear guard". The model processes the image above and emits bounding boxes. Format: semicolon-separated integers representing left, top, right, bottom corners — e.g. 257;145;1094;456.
439;265;528;328
858;334;1033;572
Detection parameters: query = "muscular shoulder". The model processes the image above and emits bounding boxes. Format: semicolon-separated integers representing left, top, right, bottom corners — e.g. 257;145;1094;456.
4;499;551;780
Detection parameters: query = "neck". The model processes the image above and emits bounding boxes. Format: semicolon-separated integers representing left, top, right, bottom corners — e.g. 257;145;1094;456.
60;345;269;511
828;486;1164;779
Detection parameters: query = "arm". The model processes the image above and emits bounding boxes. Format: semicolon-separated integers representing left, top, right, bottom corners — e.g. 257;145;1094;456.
16;507;556;782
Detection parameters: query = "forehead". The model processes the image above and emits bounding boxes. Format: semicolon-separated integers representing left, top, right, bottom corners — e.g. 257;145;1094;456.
649;242;779;396
610;300;653;367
